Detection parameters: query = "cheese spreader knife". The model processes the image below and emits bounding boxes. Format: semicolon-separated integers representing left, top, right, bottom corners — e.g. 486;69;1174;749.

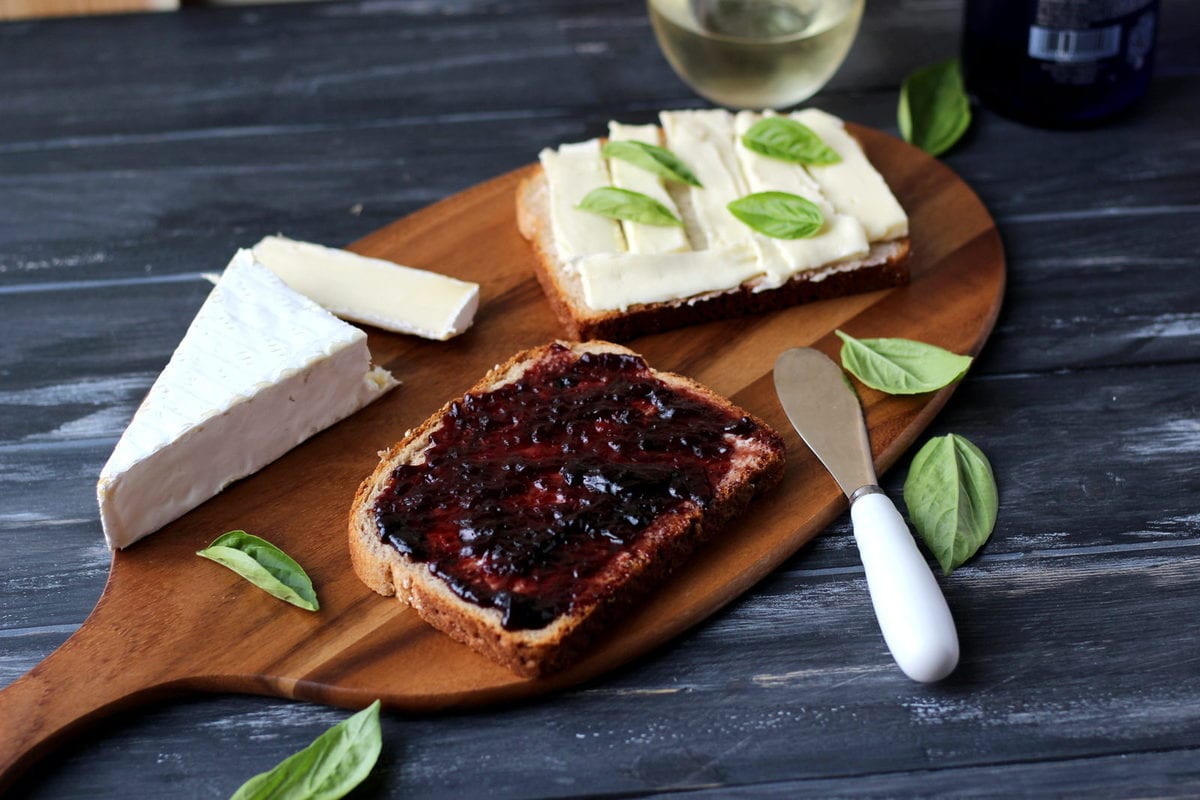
773;347;959;683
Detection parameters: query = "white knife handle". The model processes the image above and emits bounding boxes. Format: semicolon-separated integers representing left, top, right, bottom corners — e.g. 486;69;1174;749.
850;490;959;683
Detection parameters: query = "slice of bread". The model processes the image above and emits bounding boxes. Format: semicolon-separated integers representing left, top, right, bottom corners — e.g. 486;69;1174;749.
517;169;910;342
350;340;785;677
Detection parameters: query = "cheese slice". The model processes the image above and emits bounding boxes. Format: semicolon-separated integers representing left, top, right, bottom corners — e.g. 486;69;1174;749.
577;244;762;312
540;140;626;262
605;123;690;255
790;108;909;241
659;109;751;251
251;235;478;340
97;250;397;549
733;111;870;288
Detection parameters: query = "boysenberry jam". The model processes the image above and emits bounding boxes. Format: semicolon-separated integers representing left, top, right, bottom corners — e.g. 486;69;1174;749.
373;345;760;631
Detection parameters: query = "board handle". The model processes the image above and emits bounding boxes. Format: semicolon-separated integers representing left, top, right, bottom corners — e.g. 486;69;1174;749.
0;609;186;793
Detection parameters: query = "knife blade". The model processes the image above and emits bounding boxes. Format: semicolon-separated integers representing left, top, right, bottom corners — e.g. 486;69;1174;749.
773;347;876;497
773;347;959;683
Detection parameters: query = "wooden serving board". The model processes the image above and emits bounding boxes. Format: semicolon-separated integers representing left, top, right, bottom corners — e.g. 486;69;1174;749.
0;125;1004;788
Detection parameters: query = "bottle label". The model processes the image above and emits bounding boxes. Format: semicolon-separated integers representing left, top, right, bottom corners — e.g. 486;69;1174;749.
1028;25;1122;62
1023;0;1157;87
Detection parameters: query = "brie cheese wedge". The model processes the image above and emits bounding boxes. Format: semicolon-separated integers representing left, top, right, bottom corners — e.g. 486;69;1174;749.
251;235;479;341
97;250;397;550
659;109;751;251
733;111;870;289
605;123;691;255
539;140;627;262
791;108;910;242
577;244;762;312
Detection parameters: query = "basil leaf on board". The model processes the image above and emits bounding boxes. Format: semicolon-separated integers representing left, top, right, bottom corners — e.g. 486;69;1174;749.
740;117;842;165
231;700;383;800
197;530;319;611
903;434;998;574
898;58;972;157
578;187;683;227
835;330;973;394
727;191;824;239
602;140;703;187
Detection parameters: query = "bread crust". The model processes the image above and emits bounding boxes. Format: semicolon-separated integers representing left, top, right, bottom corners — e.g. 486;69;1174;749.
517;166;911;341
349;341;785;677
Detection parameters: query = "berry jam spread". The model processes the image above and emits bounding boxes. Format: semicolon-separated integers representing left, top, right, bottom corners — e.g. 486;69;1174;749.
373;345;760;631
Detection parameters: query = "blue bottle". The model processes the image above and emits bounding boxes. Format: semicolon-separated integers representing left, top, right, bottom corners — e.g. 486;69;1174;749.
962;0;1159;127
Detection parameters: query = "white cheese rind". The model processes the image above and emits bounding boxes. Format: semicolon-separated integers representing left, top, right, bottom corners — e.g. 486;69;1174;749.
576;245;761;312
605;123;691;255
540;140;626;262
733;111;870;288
659;109;751;251
791;108;909;242
252;236;479;340
96;250;397;550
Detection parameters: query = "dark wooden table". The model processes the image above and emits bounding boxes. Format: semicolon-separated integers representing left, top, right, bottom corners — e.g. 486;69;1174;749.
3;1;1199;796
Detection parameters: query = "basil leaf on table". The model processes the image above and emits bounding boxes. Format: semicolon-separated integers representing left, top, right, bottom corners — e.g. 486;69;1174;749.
740;117;842;165
835;330;973;394
903;434;998;574
899;58;972;157
602;140;703;187
728;191;824;239
197;530;319;611
231;700;383;800
578;187;683;227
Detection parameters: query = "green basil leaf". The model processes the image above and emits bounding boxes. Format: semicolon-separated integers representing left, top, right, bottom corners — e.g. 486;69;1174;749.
903;434;998;574
740;117;842;165
835;330;972;394
602;140;703;187
231;700;382;800
578;187;683;227
899;58;971;157
727;191;824;239
198;530;319;611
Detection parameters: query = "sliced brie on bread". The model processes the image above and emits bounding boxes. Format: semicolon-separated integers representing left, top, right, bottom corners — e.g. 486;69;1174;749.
518;108;911;341
97;249;397;550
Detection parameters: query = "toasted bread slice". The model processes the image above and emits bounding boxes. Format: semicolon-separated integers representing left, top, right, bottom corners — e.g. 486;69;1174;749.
350;340;785;677
517;169;911;341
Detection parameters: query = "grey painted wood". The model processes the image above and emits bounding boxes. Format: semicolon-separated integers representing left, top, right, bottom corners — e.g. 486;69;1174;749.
2;0;1199;797
8;543;1200;798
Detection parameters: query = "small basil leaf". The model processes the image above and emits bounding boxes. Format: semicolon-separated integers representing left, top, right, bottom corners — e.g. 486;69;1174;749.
198;530;319;611
741;117;842;165
903;434;998;574
578;187;683;227
899;58;971;157
231;700;383;800
835;330;972;394
727;191;824;239
602;140;703;187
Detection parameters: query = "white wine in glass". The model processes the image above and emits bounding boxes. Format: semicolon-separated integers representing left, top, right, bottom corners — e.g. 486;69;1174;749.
648;0;865;109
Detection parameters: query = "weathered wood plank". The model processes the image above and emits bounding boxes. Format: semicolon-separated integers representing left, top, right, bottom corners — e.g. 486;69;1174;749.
7;544;1200;798
645;747;1200;798
1;192;1198;412
0;0;1193;149
3;328;1198;631
2;1;1199;796
2;79;1198;294
0;3;1197;289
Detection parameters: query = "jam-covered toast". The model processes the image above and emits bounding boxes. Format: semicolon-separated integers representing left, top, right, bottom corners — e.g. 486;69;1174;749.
349;340;785;677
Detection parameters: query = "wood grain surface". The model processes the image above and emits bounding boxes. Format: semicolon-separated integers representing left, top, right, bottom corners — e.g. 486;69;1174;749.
2;1;1198;797
0;0;175;21
0;125;1003;788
